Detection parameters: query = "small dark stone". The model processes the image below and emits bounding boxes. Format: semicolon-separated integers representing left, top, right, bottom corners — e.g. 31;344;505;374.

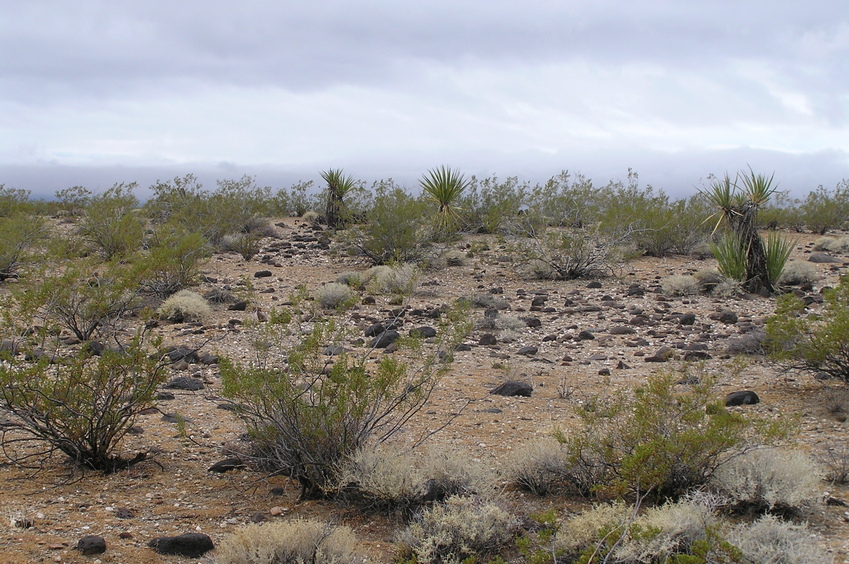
598;368;611;376
163;377;204;391
542;334;557;342
454;343;472;351
490;381;533;397
161;413;191;423
369;330;399;348
270;487;286;496
524;317;542;328
725;390;760;406
479;333;498;346
684;351;712;361
251;512;266;523
228;300;248;311
76;535;106;555
409;326;437;338
809;252;840;263
362;296;376;305
711;310;738;325
616;360;631;370
254;270;273;278
578;330;595;340
323;345;346;356
609;326;636;335
587;281;602;289
156;391;175;401
517;345;538;356
164;346;200;364
208;457;245;473
679;313;697;326
364;323;385;337
115;507;135;519
531;296;547;307
148;533;214;558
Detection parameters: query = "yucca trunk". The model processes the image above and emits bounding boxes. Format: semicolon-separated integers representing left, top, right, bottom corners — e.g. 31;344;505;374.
728;202;773;295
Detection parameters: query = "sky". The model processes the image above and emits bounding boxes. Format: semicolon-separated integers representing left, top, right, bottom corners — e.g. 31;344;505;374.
1;1;848;199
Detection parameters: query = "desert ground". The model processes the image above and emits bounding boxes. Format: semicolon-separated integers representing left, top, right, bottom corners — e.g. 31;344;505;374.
2;217;849;563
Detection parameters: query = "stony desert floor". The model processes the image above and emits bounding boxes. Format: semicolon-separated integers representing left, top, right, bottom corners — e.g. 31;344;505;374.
2;217;849;563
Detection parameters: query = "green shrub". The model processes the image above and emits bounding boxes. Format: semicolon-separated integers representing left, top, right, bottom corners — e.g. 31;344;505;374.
53;185;92;217
557;370;767;500
321;168;361;229
134;228;209;298
420;165;469;237
509;226;625;281
157;290;212;323
710;448;823;515
461;175;527;234
763;231;794;289
766;276;849;382
16;260;138;342
396;495;518;564
526;170;602;229
710;232;748;282
343;181;432;264
79;182;146;259
315;282;356;310
0;213;47;281
0;330;165;472
216;519;359;564
220;311;470;501
799;181;849;234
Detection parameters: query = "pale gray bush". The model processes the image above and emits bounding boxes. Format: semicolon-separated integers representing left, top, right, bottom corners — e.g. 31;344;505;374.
315;282;355;309
662;275;700;296
215;519;359;564
365;263;418;295
505;437;572;495
728;514;832;564
813;236;849;253
710;448;823;514
396;495;518;564
156;290;212;322
779;260;819;286
334;271;362;288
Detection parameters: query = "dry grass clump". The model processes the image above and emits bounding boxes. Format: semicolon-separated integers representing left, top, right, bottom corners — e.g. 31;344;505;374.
396;495;518;564
156;290;212;322
661;274;700;296
709;448;823;514
301;210;321;225
504;437;573;496
334;271;362;287
727;514;831;564
220;233;262;260
364;263;419;295
778;260;819;286
813;236;849;253
315;282;356;309
215;519;359;564
337;445;496;512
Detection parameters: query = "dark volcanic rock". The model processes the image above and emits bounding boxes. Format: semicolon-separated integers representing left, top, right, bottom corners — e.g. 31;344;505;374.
149;533;214;558
517;345;538;356
711;310;738;325
364;323;385;337
490;381;533;397
725;390;760;406
409;326;437;338
609;326;636;335
369;330;399;349
163;377;204;391
253;269;273;278
209;457;245;473
809;252;840;263
479;334;498;346
76;535;106;555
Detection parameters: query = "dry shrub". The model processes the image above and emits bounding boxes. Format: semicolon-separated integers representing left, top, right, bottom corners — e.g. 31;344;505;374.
215;519;359;564
710;448;823;515
778;260;819;286
156;290;212;323
505;437;572;496
813;236;849;253
396;495;518;564
820;442;849;484
315;282;355;310
365;263;419;295
662;275;700;296
335;271;362;287
337;445;495;512
728;514;832;564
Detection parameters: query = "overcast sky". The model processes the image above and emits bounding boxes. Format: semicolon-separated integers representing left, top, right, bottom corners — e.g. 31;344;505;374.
1;1;847;198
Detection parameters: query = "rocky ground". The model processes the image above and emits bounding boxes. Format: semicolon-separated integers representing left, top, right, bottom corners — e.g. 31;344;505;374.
2;217;849;563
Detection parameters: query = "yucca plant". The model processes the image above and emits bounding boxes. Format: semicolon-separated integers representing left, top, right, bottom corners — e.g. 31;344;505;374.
420;166;469;234
701;168;781;294
709;232;747;282
321;168;357;229
764;231;795;288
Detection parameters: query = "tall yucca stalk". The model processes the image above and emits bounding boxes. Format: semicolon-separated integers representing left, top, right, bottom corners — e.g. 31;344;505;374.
420;166;469;232
321;168;357;229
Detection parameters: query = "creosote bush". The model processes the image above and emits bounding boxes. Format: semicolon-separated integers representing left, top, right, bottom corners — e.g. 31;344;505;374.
509;226;626;281
0;330;165;472
220;309;470;501
216;519;359;564
767;276;849;382
0;213;46;281
557;368;777;500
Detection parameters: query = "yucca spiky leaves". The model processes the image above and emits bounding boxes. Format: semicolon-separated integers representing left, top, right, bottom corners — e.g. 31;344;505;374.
420;165;469;230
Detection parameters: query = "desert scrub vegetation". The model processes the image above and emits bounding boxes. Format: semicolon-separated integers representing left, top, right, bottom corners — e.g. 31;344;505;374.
156;290;212;323
778;260;819;287
419;165;469;237
0;330;166;472
702;169;793;294
216;519;359;564
134;227;209;298
321;168;360;230
709;448;823;515
315;282;357;310
337;445;496;514
396;495;518;564
0;212;47;281
766;276;849;382
220;308;471;501
556;368;780;500
78;182;146;260
662;275;700;296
